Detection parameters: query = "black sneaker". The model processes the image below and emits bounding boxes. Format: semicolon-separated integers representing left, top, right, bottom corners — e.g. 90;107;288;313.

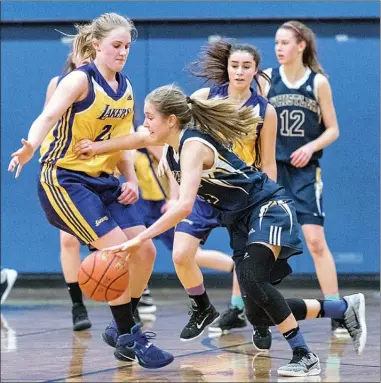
277;348;321;377
252;325;272;351
137;287;157;314
180;304;219;341
331;318;349;337
208;306;246;334
72;303;92;331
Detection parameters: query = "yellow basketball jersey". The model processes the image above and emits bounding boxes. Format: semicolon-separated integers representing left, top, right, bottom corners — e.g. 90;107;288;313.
233;138;257;167
40;62;134;177
207;85;268;167
134;150;170;201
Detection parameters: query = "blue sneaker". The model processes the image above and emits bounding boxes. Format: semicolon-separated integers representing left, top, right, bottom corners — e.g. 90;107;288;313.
101;319;119;348
101;315;143;348
114;324;174;369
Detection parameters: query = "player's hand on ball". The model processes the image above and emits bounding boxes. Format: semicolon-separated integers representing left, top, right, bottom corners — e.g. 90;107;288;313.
103;236;143;257
74;139;98;159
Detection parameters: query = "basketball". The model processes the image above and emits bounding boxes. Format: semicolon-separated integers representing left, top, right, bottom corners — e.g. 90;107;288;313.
78;250;129;302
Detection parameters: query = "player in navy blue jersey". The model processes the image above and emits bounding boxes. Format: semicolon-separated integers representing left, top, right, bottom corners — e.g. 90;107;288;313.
181;38;277;345
74;84;366;377
258;20;345;338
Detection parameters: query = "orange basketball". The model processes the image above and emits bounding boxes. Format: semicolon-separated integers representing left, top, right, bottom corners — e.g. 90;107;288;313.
78;251;129;302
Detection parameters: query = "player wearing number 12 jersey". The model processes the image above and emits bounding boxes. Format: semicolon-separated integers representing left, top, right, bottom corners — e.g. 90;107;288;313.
259;20;346;336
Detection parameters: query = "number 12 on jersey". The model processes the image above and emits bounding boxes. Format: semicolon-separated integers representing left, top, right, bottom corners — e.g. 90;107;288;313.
280;110;305;137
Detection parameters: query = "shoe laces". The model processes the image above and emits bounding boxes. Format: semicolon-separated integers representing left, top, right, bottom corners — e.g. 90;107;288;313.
186;305;201;328
344;309;359;337
135;331;157;348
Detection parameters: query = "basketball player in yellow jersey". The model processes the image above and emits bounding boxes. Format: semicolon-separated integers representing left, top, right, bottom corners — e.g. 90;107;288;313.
44;41;94;332
8;12;173;369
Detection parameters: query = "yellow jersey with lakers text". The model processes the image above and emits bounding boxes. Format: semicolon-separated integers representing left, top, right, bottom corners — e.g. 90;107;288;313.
40;61;134;177
207;84;268;167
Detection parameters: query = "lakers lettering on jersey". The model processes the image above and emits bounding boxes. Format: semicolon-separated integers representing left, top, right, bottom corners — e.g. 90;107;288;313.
208;83;268;167
265;66;325;163
39;61;134;177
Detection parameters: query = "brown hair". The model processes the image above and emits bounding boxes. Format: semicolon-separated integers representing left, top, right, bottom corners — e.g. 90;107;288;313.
145;84;262;147
188;37;270;94
63;52;76;74
279;20;325;75
74;12;137;61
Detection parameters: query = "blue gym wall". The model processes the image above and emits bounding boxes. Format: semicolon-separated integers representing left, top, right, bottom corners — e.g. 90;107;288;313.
1;2;380;275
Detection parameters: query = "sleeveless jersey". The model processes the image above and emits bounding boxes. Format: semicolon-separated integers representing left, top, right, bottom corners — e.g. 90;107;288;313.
165;129;282;215
267;66;325;163
40;61;134;177
208;83;268;166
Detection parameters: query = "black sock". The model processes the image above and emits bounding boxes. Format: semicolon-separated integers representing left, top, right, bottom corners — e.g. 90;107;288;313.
189;291;210;311
67;282;83;305
131;297;141;314
110;302;135;335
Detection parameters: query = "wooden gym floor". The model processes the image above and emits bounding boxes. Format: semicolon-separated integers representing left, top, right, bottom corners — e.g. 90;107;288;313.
1;287;379;382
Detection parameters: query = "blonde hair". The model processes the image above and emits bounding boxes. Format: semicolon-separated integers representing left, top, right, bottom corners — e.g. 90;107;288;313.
279;20;326;75
74;12;137;61
146;84;262;147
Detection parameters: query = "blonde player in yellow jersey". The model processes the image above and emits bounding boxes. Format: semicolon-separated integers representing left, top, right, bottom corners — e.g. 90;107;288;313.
8;12;173;369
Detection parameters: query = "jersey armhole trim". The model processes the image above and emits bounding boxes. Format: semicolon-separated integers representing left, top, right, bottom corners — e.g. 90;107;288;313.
182;137;218;175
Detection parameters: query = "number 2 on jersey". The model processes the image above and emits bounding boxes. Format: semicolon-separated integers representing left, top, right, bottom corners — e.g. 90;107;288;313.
280;110;305;137
95;124;113;141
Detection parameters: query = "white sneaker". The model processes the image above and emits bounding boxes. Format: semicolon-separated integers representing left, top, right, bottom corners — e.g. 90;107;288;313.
277;350;321;377
0;269;18;305
343;293;367;355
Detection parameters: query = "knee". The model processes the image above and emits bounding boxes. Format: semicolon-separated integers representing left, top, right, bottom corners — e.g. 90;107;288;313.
60;232;80;255
135;240;156;265
172;246;193;268
307;236;326;258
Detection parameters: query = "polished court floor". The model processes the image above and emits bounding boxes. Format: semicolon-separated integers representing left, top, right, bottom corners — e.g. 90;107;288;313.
1;287;379;382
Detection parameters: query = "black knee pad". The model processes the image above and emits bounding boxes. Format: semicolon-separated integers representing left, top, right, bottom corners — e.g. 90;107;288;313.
286;298;308;321
236;243;292;325
244;296;275;327
236;243;275;304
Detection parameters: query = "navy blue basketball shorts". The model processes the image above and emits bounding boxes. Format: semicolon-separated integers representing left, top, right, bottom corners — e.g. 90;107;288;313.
277;161;325;226
134;197;174;250
228;196;303;284
38;164;144;245
175;197;220;245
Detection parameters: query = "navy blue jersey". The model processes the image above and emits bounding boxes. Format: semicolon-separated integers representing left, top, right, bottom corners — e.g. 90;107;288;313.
165;129;282;216
208;84;268;167
267;67;325;163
